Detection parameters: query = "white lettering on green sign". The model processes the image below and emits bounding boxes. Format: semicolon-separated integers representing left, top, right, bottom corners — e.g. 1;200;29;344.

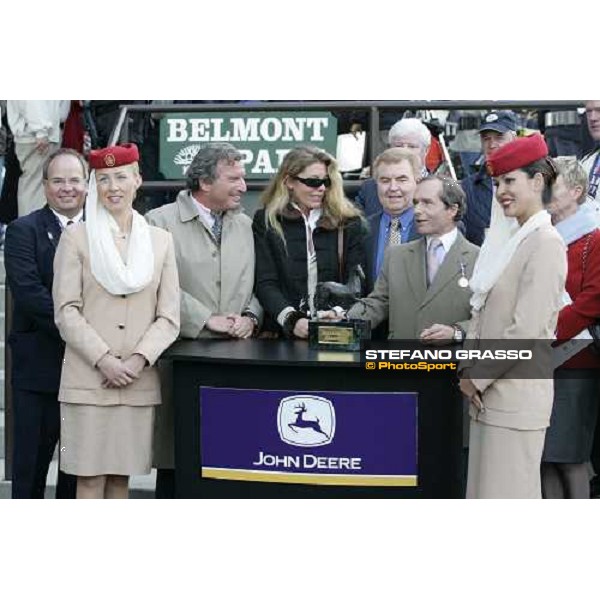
167;116;329;143
161;112;337;179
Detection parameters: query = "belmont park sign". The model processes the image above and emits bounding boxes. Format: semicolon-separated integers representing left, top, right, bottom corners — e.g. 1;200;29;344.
159;111;337;179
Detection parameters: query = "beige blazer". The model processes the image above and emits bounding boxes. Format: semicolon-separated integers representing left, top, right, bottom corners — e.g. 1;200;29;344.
146;190;262;339
348;232;479;338
464;224;567;430
53;223;180;406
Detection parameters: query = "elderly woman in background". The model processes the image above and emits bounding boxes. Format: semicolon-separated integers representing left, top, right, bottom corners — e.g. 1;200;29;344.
253;145;367;338
542;157;600;499
53;144;180;499
459;134;567;499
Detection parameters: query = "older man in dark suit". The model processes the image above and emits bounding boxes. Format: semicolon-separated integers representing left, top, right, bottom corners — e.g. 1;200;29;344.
4;148;85;498
364;148;422;293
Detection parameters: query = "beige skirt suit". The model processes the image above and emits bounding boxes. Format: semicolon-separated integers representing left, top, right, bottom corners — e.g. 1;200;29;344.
463;225;567;498
52;224;180;476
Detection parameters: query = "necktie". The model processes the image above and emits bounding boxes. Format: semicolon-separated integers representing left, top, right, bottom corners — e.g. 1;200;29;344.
387;217;401;246
427;239;444;286
66;220;74;228
211;211;223;244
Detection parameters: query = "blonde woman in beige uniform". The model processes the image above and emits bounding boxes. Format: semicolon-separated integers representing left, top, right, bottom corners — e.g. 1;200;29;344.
53;143;180;499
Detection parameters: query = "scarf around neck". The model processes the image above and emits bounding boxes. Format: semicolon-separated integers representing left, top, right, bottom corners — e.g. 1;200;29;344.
554;202;599;245
469;204;551;311
86;171;154;295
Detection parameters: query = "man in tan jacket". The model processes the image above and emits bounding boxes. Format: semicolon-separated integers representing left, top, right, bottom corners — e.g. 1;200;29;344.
348;175;479;343
146;142;262;497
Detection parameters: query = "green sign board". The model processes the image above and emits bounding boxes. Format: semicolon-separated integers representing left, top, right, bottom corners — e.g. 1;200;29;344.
159;111;338;179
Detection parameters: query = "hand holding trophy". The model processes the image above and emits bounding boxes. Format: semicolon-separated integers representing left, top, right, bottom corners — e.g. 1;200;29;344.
309;265;371;351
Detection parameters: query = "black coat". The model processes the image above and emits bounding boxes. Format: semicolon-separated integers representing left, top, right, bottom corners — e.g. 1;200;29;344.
4;205;66;391
253;206;367;332
461;163;493;247
354;178;381;218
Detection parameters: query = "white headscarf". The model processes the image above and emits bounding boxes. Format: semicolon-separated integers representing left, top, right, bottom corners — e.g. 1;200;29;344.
86;170;154;295
469;195;551;311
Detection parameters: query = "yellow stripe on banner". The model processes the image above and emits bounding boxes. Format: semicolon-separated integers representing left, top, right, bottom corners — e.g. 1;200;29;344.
201;468;417;487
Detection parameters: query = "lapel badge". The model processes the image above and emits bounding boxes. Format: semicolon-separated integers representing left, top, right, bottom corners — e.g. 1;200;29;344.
458;261;469;288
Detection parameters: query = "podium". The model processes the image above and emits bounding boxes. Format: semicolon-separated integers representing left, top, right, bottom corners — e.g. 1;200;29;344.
163;339;464;498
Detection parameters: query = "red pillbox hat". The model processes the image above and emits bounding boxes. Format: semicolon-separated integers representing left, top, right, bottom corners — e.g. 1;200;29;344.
89;143;140;170
486;134;548;177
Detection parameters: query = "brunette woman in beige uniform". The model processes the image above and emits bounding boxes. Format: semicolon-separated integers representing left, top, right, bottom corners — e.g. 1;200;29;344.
459;135;567;499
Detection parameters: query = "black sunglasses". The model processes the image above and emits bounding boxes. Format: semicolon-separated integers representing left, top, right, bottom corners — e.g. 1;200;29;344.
292;175;332;189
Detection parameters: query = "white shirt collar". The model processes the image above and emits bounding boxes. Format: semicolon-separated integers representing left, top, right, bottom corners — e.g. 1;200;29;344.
426;227;458;253
193;197;217;230
292;203;322;231
51;209;84;230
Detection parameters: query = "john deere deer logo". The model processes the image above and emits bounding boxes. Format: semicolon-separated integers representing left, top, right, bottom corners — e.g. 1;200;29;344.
277;395;335;447
289;402;330;440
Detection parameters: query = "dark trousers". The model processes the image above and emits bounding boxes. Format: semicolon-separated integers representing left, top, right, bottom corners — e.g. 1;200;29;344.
11;389;77;499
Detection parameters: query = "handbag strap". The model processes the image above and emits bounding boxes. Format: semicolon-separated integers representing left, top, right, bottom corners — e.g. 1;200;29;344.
337;226;345;282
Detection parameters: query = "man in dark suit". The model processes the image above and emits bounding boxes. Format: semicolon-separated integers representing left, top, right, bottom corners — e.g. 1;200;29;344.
365;148;422;293
460;110;518;246
4;147;86;498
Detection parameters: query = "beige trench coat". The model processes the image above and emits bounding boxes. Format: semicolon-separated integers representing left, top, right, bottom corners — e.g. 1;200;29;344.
146;190;262;339
145;191;262;468
52;223;180;407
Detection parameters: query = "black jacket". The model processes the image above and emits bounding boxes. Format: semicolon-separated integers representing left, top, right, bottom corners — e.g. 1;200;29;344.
461;162;493;247
4;205;66;391
253;206;367;332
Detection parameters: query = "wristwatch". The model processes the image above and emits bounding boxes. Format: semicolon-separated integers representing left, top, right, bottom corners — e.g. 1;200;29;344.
453;325;465;343
242;311;259;334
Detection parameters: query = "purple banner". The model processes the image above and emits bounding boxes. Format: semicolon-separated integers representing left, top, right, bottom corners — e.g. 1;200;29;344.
200;387;418;486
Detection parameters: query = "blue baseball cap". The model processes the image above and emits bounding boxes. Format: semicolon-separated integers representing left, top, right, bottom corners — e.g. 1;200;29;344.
479;110;518;134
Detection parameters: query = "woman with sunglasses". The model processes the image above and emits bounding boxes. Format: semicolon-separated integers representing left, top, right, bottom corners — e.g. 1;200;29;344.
253;145;367;338
458;134;567;498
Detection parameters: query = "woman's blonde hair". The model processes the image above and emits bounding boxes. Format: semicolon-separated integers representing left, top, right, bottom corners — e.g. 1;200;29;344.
260;145;362;242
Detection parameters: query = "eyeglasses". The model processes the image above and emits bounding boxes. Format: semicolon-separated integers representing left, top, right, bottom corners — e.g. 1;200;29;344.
292;175;332;189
